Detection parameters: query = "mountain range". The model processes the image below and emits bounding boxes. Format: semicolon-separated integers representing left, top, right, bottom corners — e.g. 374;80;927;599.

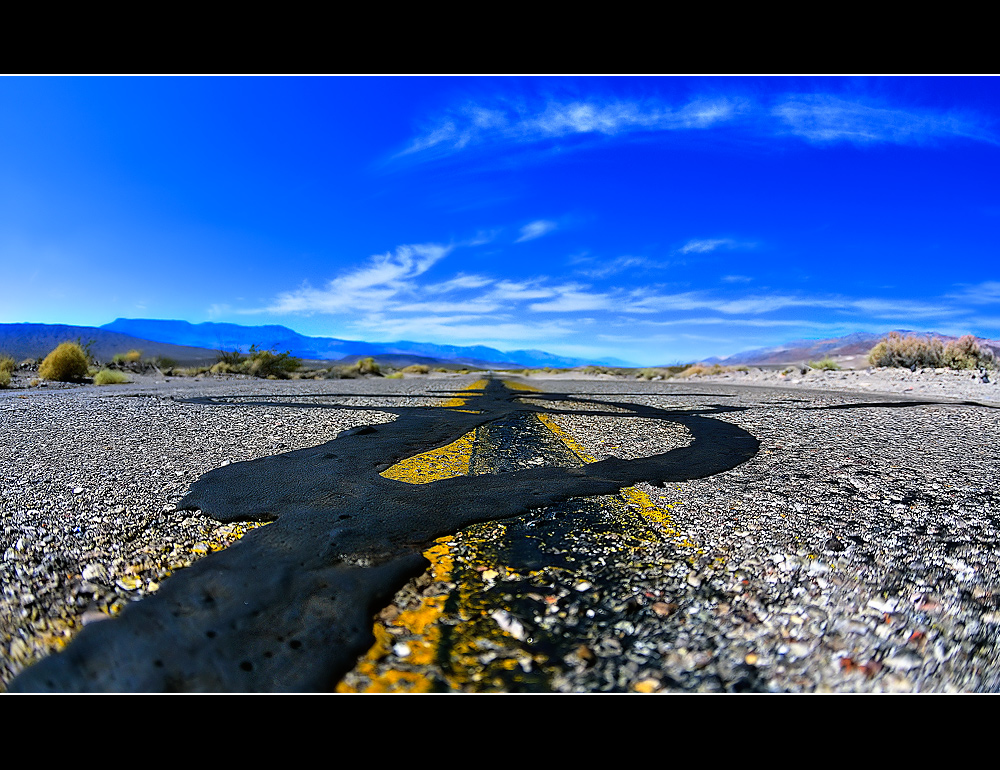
702;331;1000;366
0;319;635;369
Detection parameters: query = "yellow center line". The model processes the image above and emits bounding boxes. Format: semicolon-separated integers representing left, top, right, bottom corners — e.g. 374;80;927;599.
337;379;692;693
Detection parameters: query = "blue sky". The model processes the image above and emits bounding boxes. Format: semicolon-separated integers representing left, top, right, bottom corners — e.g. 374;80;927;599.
2;76;998;364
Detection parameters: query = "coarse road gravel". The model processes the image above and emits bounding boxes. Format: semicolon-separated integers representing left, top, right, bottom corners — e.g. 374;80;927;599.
2;372;998;692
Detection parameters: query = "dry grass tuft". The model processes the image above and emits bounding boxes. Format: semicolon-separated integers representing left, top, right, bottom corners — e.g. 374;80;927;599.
94;369;130;385
39;342;90;382
0;355;14;387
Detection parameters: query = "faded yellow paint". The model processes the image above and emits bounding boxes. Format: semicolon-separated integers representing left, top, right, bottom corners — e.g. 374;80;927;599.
340;380;487;693
338;378;693;693
536;410;687;547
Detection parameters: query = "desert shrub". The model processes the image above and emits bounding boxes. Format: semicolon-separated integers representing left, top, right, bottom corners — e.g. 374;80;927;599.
809;357;841;370
356;357;380;376
217;348;247;367
325;366;359;379
867;332;943;368
679;364;725;377
0;356;12;388
246;346;301;379
0;370;9;388
39;342;90;382
94;369;130;385
943;335;995;369
636;368;671;380
434;367;449;373
148;355;177;370
385;372;403;379
401;364;430;374
113;349;143;364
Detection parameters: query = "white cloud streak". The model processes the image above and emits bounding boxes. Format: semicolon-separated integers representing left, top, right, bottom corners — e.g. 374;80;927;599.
399;93;996;161
249;238;992;356
266;243;451;314
516;220;557;242
679;238;738;254
773;94;997;146
402;97;742;158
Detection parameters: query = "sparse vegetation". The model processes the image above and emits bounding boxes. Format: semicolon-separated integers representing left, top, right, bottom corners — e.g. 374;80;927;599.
148;355;178;370
112;349;143;364
867;332;996;370
210;345;300;379
216;348;247;367
0;356;14;388
94;369;130;385
679;364;727;377
0;356;15;388
246;346;301;379
356;357;380;376
400;364;430;374
943;335;995;369
323;357;383;379
39;342;90;382
867;332;943;368
809;357;841;370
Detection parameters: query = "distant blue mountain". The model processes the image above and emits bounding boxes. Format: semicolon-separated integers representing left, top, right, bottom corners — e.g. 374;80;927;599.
100;319;637;368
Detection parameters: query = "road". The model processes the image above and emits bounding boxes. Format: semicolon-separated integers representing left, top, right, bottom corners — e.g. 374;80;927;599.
4;375;999;691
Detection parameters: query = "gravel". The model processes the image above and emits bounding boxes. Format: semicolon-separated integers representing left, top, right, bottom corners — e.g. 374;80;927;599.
3;371;998;692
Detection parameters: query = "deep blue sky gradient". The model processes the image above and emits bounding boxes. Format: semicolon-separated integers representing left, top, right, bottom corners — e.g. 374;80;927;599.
2;76;998;364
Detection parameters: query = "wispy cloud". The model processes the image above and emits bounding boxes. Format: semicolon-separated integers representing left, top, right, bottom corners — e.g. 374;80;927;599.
772;94;996;146
265;243;451;314
945;280;1000;304
575;255;654;279
423;274;493;294
529;285;614;312
402;97;742;159
679;238;739;254
516;220;558;242
399;92;996;162
249;234;991;360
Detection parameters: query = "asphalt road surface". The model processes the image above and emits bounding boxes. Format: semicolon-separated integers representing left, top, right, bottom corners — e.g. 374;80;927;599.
3;375;999;692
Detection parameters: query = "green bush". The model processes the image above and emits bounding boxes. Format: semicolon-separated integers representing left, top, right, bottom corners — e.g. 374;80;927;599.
245;345;300;379
401;364;430;374
39;342;90;382
94;369;130;385
356;357;380;376
809;357;841;370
